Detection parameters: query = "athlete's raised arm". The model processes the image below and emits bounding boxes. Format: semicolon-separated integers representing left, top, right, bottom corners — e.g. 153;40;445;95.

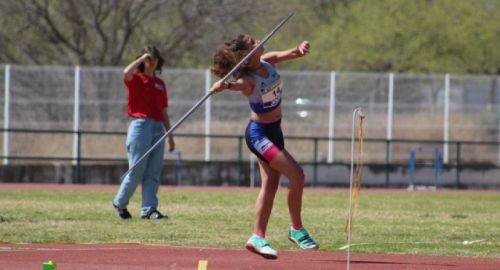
262;41;310;65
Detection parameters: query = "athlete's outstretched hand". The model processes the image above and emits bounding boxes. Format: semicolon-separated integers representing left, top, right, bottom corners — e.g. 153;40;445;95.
296;41;310;56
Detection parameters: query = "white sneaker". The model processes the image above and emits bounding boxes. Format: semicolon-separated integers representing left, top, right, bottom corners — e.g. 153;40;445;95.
245;234;278;259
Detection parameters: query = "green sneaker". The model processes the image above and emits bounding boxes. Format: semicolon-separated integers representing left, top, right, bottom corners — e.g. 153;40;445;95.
245;234;278;259
288;227;319;250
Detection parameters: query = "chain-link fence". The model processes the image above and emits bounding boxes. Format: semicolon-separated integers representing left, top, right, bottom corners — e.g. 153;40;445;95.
0;64;499;167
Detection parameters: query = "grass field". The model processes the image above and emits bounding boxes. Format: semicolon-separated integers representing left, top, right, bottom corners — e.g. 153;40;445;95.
0;187;498;258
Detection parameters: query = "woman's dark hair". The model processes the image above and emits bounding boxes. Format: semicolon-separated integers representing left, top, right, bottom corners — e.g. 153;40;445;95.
137;45;164;75
211;34;253;78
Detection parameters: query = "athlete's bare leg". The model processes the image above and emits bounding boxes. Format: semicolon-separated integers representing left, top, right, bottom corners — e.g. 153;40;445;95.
269;149;304;227
253;159;280;236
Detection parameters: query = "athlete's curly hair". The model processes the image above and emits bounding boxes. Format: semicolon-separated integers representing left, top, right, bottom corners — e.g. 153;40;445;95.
211;34;253;79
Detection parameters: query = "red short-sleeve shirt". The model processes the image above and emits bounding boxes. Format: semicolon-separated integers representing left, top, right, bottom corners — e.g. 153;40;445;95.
125;72;168;122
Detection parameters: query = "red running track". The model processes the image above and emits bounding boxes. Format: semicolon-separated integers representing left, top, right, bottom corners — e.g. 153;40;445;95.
0;243;499;270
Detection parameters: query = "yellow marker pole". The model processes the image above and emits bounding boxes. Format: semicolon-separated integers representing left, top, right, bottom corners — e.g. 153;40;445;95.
42;260;57;270
197;260;208;270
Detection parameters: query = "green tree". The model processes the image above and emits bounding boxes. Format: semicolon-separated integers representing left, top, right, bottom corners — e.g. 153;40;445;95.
310;0;500;74
1;0;499;74
0;0;276;67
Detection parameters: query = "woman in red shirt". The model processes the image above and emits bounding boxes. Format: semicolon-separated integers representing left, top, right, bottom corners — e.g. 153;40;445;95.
113;45;175;220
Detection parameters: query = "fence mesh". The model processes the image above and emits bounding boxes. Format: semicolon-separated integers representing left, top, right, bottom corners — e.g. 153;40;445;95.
0;64;498;164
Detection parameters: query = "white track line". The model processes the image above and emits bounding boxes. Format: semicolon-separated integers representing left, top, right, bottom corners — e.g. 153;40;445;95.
337;240;483;250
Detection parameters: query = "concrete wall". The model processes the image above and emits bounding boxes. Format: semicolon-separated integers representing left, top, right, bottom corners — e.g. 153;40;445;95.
0;162;498;189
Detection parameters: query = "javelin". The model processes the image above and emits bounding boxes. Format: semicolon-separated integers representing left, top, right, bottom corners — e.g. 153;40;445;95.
120;12;295;180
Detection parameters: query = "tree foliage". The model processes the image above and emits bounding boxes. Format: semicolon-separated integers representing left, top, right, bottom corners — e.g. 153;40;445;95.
310;0;500;74
0;0;277;66
0;0;498;74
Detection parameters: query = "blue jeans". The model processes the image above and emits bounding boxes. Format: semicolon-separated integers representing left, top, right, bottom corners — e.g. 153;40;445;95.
113;118;165;217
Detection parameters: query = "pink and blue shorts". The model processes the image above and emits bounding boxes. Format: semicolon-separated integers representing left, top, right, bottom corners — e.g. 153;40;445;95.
245;119;284;163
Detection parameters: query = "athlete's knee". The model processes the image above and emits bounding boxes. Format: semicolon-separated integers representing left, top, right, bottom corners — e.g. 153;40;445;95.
290;167;305;186
269;178;280;192
262;176;280;192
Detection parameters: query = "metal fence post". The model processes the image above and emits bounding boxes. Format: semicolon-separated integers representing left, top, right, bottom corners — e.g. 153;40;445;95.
456;142;461;188
327;71;336;163
72;66;82;184
497;76;500;165
73;66;81;166
385;73;394;187
443;74;450;164
238;136;243;186
385;140;391;187
313;137;318;186
73;130;82;184
387;72;394;162
3;64;11;165
204;69;211;162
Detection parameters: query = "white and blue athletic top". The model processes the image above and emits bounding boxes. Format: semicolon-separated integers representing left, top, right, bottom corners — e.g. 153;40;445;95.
246;60;283;114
